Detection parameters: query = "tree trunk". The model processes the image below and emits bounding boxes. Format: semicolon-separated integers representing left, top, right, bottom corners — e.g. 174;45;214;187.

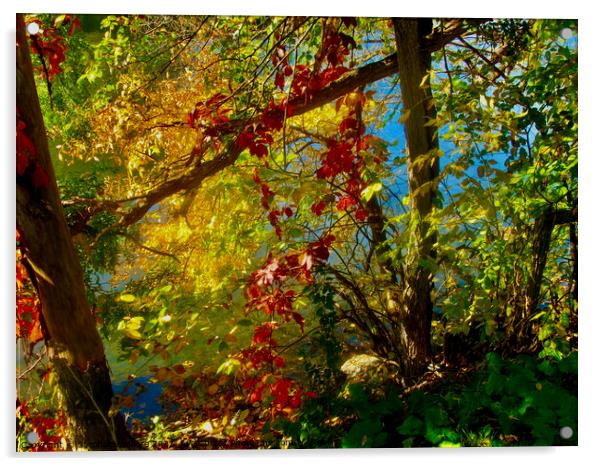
525;207;578;318
569;221;578;303
16;14;140;450
393;18;440;377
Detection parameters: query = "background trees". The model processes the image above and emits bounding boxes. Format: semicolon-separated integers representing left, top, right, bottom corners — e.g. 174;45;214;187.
16;14;577;450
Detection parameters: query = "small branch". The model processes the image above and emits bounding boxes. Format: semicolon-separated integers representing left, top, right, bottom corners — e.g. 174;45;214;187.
29;34;53;108
275;326;321;356
456;36;507;80
17;351;45;381
86;19;489;233
140;18;209;90
119;232;181;262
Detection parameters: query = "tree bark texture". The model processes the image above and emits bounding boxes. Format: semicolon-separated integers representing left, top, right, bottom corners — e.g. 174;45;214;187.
16;14;139;450
525;207;577;318
393;18;440;377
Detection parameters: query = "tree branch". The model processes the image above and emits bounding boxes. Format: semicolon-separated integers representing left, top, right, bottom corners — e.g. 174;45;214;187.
97;19;489;231
118;232;181;262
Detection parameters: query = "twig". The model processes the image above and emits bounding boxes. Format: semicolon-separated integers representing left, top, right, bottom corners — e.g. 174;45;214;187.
120;232;181;262
456;36;507;80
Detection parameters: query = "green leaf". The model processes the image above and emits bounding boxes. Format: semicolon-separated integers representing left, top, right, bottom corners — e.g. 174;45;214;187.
158;284;173;294
119;293;136;303
439;441;462;448
218;340;229;352
360;182;383;201
397;416;424;436
128;316;145;329
217;358;241;375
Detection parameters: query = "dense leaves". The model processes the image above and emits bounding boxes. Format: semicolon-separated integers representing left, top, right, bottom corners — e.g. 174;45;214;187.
16;14;577;450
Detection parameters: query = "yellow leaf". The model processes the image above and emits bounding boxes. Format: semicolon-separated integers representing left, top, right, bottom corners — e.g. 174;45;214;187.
119;294;136;303
125;328;142;340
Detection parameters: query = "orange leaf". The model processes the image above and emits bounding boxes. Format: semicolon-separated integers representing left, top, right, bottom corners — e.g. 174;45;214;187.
207;384;219;395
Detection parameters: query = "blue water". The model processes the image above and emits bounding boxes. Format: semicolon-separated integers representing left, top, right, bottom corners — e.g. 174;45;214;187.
112;375;164;424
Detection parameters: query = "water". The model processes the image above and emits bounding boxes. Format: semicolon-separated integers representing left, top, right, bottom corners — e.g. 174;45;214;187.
112;375;164;424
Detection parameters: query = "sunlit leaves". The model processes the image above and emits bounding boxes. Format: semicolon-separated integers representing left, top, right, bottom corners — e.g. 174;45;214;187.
119;293;136;303
118;316;145;340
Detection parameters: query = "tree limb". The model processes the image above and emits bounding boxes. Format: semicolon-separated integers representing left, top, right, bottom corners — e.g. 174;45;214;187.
92;19;489;232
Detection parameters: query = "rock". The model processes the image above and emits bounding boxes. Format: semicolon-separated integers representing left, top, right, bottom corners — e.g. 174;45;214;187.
340;354;391;383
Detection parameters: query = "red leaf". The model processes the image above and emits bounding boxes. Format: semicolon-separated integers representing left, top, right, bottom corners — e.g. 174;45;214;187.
236;129;255;150
307;234;335;262
316;165;332;179
274;71;285;91
290;390;302;408
274;356;286;368
320;66;349;84
247;284;262;299
283;206;293;218
16;114;36;176
323;234;336;247
268;209;281;227
186;112;196;128
355;207;369;222
291;312;305;333
16;151;31;176
250;143;269;159
261;183;274;209
249;384;265;403
270;378;293;406
68;16;81;35
336;196;356;211
338;117;358;134
311;200;327;216
327;50;342;67
312;244;329;261
252;168;261;184
252;322;277;345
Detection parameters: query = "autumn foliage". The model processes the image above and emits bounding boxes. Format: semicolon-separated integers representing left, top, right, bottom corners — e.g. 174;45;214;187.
16;14;577;450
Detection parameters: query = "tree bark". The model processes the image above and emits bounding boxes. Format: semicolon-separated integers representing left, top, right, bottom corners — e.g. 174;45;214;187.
16;14;140;450
393;18;440;378
525;206;578;318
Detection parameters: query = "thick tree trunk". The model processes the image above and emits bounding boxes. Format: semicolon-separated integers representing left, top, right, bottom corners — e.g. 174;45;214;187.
16;14;140;450
393;18;440;377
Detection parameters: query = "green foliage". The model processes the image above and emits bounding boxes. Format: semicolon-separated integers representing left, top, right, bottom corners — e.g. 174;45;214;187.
398;352;577;447
278;352;577;448
300;281;343;387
